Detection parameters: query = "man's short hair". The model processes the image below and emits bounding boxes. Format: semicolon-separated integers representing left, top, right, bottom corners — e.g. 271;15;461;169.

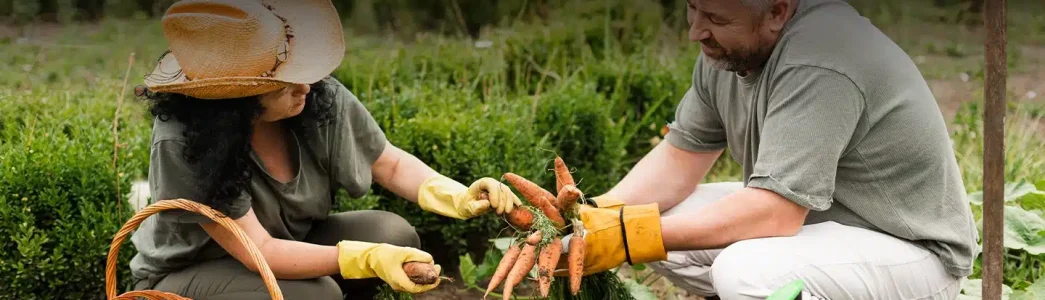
743;0;773;14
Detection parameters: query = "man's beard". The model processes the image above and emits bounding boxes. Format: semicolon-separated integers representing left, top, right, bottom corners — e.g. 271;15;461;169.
702;38;775;74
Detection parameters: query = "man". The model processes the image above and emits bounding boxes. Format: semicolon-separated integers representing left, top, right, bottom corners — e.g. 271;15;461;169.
560;0;979;299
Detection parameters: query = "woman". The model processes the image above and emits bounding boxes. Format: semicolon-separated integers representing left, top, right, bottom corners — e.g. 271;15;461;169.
127;0;522;299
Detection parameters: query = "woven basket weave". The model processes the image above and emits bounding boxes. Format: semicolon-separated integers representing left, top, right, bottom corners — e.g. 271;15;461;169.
104;199;283;300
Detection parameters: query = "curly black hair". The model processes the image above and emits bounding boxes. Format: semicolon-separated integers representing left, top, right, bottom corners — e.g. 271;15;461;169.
135;78;337;215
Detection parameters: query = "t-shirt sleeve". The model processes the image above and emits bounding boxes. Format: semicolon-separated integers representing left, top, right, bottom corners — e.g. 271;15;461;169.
148;139;253;223
325;80;389;198
665;57;728;152
746;65;865;211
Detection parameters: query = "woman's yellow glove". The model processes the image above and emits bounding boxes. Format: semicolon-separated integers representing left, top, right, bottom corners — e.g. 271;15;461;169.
336;241;441;293
417;175;522;219
556;203;667;275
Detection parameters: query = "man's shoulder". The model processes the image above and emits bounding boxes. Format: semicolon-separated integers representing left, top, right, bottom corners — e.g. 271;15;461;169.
771;0;917;84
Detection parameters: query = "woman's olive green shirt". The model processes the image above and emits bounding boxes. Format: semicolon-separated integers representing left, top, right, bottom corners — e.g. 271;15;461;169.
129;77;388;284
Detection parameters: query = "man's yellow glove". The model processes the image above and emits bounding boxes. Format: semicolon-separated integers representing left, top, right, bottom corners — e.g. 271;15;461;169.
417;175;522;219
336;240;441;293
555;203;667;276
585;194;626;209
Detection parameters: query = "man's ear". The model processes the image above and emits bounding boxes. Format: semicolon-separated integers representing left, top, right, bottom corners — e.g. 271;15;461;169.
766;0;795;32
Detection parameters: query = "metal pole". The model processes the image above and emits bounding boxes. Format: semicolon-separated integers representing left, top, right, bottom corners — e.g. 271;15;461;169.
982;0;1006;298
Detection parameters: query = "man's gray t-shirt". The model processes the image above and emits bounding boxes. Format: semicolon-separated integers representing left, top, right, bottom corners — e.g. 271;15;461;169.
129;77;388;283
665;0;978;277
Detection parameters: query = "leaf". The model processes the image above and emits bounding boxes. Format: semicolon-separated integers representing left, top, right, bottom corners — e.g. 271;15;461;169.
1004;206;1045;254
959;278;1013;299
458;254;477;288
631;263;647;271
1006;180;1040;202
970;191;984;206
621;278;658;300
1010;279;1045;300
474;247;503;282
1036;180;1045;191
1017;191;1045;215
1006;180;1045;214
968;179;1043;206
490;237;515;252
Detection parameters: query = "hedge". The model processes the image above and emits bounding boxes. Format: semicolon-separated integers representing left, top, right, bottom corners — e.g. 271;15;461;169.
0;5;714;296
327;20;707;273
0;88;150;298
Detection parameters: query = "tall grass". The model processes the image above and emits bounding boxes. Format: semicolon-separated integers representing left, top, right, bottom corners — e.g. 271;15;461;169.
951;100;1045;194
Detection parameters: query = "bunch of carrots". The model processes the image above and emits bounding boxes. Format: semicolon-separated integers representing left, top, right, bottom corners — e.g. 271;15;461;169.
483;156;587;300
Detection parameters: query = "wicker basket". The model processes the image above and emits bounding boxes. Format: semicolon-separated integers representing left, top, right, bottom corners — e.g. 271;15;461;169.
104;199;283;300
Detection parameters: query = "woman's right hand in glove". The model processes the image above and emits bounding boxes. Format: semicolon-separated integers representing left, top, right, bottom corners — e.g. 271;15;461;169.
336;240;442;293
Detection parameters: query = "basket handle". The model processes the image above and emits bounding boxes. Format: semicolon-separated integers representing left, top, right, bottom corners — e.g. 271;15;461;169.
105;199;284;300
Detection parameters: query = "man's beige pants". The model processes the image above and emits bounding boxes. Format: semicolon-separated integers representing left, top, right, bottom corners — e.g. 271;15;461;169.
645;182;965;300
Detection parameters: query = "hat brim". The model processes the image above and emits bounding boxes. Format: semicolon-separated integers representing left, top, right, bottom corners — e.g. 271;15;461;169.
144;0;345;100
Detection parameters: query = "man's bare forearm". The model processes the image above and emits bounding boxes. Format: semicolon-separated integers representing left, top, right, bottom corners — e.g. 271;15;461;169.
660;187;809;251
602;142;723;210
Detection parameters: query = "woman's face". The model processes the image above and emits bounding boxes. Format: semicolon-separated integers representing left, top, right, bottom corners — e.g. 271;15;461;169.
257;83;310;122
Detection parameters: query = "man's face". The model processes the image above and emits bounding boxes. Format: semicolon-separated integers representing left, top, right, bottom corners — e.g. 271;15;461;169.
686;0;790;74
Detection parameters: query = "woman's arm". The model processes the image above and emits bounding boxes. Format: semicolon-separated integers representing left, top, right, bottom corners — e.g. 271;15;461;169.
200;209;340;279
370;141;440;203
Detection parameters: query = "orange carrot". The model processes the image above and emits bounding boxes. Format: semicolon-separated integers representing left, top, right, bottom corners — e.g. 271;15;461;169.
535;195;566;228
568;233;585;295
556;185;581;212
553;156;575;193
504;243;538;300
504;207;534;230
537;239;564;297
526;231;543;245
504;172;555;206
485;242;522;298
485;192;534;230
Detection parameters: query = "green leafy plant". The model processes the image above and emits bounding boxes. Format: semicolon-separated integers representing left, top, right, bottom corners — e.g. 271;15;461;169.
0;89;149;299
964;180;1045;294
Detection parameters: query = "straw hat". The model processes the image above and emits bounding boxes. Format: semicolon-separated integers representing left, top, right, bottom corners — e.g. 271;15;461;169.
143;0;345;100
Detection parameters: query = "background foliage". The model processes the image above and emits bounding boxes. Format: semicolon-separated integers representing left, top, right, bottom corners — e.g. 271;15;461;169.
1;0;1044;299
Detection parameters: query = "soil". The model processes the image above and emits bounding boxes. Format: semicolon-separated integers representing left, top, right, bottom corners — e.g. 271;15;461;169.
615;264;707;300
928;46;1045;122
413;278;536;300
412;264;710;300
413;281;488;300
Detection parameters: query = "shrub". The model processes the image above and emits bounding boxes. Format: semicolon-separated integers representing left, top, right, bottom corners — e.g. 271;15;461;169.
0;89;149;299
328;82;556;272
531;80;619;193
324;23;720;270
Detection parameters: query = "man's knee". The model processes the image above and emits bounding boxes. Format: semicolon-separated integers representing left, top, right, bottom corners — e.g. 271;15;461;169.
709;239;794;299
